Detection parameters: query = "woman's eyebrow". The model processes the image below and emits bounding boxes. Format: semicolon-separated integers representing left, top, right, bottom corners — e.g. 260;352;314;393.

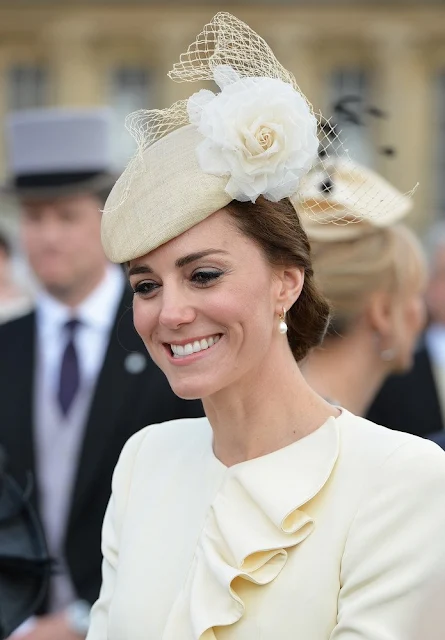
175;249;229;268
127;264;153;277
128;249;229;276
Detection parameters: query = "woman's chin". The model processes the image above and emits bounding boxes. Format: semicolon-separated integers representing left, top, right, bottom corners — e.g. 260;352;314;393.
171;387;203;401
167;376;221;401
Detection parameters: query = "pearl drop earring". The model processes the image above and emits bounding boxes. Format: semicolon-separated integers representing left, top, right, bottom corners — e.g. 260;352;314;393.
278;308;288;335
380;347;396;362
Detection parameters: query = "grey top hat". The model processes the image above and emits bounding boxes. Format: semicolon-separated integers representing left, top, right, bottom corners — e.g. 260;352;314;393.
3;107;117;200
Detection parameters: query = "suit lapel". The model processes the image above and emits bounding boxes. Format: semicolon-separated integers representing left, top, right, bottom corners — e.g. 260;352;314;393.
68;289;138;522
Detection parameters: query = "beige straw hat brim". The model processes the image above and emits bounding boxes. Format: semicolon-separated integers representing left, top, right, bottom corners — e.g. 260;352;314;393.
101;125;232;264
293;158;413;242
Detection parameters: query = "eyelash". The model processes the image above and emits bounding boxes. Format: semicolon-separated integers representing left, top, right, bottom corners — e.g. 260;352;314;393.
132;269;224;297
132;282;159;296
191;269;223;286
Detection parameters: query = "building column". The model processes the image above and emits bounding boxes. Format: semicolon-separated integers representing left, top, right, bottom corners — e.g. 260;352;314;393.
370;26;431;230
264;25;322;111
0;47;9;180
44;20;102;107
151;21;207;110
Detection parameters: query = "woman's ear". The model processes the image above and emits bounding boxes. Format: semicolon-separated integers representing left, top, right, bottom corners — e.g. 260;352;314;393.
366;289;395;338
274;266;305;314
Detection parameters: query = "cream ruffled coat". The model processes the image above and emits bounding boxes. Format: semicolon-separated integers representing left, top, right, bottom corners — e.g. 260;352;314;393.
87;410;445;639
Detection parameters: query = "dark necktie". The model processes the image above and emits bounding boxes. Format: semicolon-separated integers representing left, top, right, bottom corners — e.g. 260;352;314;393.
58;318;80;416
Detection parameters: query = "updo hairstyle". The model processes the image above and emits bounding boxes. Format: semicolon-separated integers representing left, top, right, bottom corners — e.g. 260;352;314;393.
309;224;426;337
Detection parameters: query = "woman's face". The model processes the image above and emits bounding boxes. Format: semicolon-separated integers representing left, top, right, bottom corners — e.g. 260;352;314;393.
128;210;293;400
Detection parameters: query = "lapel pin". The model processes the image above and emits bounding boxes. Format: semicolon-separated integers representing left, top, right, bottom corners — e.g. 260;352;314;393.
124;352;147;375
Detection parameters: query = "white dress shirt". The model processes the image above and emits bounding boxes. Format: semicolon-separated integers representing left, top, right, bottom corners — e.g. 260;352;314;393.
35;264;125;393
425;324;445;369
34;264;125;612
425;324;445;427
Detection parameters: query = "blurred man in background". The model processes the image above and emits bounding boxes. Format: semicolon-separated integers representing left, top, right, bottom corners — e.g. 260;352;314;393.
0;230;31;324
367;222;445;438
0;108;203;640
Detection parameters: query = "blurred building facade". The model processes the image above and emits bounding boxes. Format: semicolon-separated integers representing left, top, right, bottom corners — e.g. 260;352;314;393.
0;0;445;230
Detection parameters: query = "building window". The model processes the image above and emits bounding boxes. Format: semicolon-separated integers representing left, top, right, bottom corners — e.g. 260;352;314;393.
8;65;49;110
109;66;151;167
435;71;445;218
328;67;373;167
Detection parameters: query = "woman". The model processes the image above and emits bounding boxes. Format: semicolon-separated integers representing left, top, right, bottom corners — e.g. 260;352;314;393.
299;159;427;415
88;13;445;640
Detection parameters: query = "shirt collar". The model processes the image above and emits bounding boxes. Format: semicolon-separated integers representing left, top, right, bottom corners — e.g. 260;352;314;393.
426;324;445;367
36;264;125;336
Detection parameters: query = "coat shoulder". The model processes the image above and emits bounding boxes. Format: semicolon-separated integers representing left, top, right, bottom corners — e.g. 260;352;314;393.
116;417;212;474
0;311;34;340
0;312;35;370
339;410;445;480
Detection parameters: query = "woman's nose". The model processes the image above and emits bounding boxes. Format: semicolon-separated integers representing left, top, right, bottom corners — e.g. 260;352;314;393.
158;287;196;329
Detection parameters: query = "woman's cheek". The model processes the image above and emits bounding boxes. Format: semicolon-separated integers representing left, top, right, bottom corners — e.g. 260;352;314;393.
133;298;155;341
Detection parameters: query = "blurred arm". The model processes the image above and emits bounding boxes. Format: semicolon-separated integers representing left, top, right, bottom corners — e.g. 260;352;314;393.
86;427;150;639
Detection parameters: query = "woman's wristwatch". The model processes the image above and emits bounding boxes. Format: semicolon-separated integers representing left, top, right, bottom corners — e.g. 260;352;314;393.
65;599;91;636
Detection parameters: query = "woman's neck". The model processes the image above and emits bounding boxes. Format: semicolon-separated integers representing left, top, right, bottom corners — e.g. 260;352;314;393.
203;345;338;467
302;333;387;417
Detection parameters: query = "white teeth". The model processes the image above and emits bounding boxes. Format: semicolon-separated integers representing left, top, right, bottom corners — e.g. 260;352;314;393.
170;335;221;358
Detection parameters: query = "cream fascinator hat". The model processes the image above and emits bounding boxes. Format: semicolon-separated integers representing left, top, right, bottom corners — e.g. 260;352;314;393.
101;12;414;263
293;155;414;242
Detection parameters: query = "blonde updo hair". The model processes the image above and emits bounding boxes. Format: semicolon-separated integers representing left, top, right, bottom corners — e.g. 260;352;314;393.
310;224;426;336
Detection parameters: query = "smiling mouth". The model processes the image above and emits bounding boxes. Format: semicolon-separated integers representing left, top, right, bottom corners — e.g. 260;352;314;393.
166;334;222;358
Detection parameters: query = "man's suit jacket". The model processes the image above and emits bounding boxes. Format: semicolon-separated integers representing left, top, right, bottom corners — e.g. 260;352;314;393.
366;343;443;438
429;430;445;450
0;287;204;608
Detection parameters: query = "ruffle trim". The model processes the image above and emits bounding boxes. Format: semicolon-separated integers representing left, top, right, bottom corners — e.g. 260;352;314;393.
164;415;340;639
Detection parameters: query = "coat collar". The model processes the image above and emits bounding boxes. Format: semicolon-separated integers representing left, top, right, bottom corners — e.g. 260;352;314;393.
165;411;341;639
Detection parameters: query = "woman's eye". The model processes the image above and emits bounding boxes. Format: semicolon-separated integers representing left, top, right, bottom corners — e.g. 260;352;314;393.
132;281;160;297
191;270;223;286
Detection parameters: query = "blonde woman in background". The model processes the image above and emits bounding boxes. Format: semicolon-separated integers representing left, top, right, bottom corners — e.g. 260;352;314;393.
367;221;445;438
300;160;427;415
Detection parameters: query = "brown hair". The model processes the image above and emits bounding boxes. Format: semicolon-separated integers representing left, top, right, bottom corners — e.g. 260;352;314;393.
310;224;427;336
226;197;331;361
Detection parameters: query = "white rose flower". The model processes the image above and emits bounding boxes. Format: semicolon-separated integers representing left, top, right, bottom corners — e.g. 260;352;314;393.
187;66;319;203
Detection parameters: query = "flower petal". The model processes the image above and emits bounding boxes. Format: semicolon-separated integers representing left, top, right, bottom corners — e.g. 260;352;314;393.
187;89;217;127
188;73;319;203
213;64;242;89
